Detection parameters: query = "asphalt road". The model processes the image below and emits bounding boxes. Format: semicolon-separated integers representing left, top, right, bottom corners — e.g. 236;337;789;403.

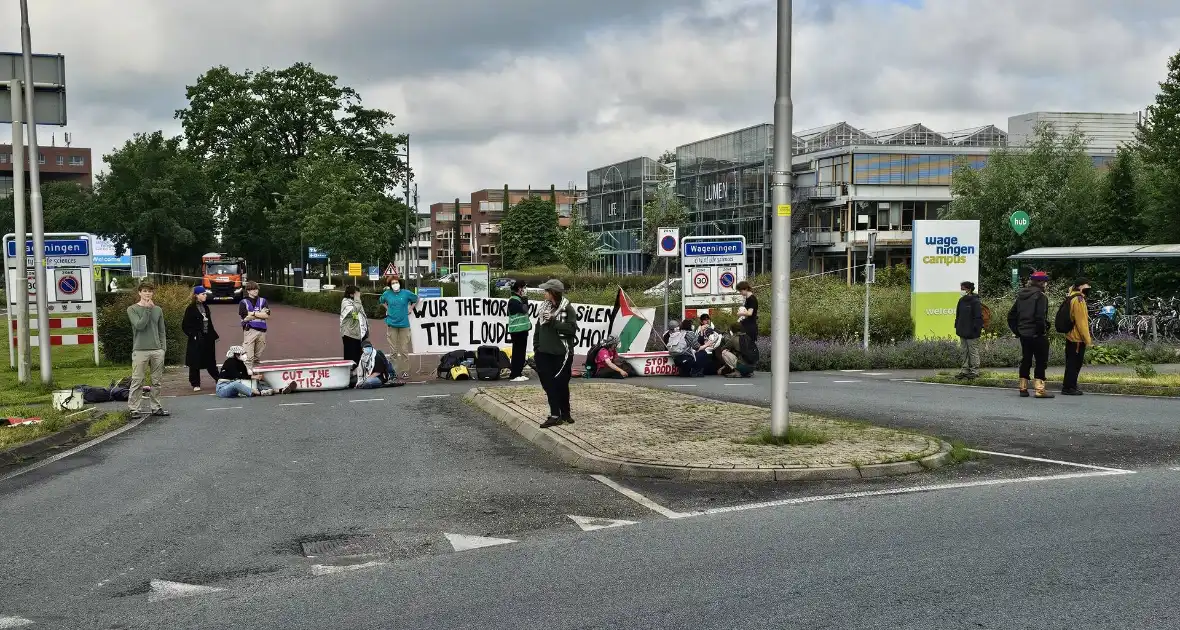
1;372;1177;628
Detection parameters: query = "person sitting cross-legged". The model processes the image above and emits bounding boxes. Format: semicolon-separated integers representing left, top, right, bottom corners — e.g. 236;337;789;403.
215;345;298;398
354;341;395;389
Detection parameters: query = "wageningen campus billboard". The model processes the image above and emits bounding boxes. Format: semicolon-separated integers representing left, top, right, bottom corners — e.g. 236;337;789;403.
910;220;981;340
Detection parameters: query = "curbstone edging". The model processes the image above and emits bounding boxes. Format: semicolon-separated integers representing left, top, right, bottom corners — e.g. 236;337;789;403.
464;387;952;482
0;408;101;467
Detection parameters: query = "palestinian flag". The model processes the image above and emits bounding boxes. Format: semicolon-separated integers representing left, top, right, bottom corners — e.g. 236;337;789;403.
609;287;648;353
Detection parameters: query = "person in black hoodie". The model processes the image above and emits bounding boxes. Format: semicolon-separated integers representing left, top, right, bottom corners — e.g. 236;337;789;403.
954;281;983;379
1007;271;1054;399
182;286;220;392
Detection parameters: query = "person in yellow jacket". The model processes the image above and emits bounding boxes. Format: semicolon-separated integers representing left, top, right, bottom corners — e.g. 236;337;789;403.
1062;278;1093;396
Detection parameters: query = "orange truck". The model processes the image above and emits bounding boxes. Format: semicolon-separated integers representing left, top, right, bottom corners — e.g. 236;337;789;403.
201;252;248;302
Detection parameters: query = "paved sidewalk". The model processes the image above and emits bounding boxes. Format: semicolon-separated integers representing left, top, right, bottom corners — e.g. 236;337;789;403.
466;383;949;482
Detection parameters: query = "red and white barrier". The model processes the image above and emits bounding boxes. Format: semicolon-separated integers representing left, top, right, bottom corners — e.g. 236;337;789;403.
10;317;94;330
12;333;95;347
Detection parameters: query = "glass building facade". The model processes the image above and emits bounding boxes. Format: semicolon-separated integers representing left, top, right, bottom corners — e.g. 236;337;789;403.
585;157;668;274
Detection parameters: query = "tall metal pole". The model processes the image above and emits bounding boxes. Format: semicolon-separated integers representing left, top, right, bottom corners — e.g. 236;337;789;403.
9;80;30;382
20;0;51;383
403;136;412;281
412;183;420;290
769;0;793;437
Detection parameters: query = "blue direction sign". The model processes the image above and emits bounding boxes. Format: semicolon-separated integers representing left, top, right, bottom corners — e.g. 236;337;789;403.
416;286;443;298
6;239;90;258
307;247;328;260
683;239;744;258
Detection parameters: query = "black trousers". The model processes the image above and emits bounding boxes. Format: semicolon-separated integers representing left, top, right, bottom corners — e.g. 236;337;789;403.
534;351;572;419
673;353;697;377
187;340;220;387
343;336;364;367
1019;336;1050;381
1064;341;1087;391
510;331;529;378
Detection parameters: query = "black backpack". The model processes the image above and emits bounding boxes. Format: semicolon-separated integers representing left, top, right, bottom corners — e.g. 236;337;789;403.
1055;295;1078;334
475;345;509;381
436;350;474;378
738;334;760;365
583;341;606;377
74;385;111;404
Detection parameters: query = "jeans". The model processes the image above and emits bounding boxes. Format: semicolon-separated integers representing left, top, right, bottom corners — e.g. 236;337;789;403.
1064;341;1087;390
1019;336;1050;381
509;331;529;378
356;376;384;389
959;337;980;376
534;351;572;419
216;380;255;398
129;349;166;413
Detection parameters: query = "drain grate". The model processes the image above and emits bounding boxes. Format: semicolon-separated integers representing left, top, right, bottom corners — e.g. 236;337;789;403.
302;537;369;558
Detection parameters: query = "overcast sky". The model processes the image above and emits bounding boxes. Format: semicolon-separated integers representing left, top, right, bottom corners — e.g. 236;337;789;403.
2;0;1179;207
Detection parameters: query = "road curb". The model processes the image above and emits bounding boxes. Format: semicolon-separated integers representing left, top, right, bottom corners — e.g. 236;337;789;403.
924;377;1180;397
0;408;101;467
464;387;952;482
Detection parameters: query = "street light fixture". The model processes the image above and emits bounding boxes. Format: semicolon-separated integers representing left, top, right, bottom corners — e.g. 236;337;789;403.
770;0;793;437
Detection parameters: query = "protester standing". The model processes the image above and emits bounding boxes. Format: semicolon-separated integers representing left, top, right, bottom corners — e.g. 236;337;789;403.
954;281;984;380
127;282;169;418
379;277;418;384
238;282;270;371
736;281;759;341
1008;271;1054;399
533;279;579;428
1062;278;1094;396
507;280;532;382
183;286;220;392
340;285;369;368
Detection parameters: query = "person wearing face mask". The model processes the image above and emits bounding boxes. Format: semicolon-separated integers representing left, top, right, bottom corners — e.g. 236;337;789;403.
953;281;984;379
379;276;419;384
1061;278;1094;396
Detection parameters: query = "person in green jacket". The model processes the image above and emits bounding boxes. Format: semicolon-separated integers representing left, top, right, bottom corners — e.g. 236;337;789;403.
533;279;579;428
507;280;532;382
127;281;169;417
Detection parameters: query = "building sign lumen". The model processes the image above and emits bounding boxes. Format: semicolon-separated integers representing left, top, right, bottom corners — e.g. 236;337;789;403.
703;182;728;202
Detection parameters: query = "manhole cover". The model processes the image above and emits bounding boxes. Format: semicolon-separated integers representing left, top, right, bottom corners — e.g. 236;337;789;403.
302;537;370;558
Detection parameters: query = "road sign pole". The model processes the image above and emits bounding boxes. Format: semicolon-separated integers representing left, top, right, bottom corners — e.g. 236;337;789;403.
863;231;876;350
20;0;51;383
9;80;30;382
769;0;793;437
663;257;670;329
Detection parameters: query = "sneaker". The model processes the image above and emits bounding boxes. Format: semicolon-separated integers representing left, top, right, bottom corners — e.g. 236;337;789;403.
561;416;574;424
511;376;529;382
1061;388;1083;396
282;382;299;395
150;409;171;417
540;416;562;429
193;386;202;392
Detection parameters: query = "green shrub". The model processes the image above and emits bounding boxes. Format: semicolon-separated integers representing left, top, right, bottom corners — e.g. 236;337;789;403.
97;284;192;364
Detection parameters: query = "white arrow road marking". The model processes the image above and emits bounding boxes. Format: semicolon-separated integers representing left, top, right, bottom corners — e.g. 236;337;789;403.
147;579;224;603
0;616;34;628
311;561;388;576
568;515;638;532
444;533;517;552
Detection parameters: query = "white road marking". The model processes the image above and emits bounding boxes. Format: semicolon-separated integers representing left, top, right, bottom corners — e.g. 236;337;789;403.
568;515;638;532
967;449;1134;473
839;369;864;373
832;380;861;384
417;394;449;398
279;402;315;407
863;372;891;376
723;383;753;387
692;470;1133;518
590;474;688;519
0;412;151;484
205;406;242;411
147;579;223;603
444;533;517;551
311;561;387;576
0;616;34;628
350;398;384;403
667;384;697;388
789;381;809;384
1170;467;1180;472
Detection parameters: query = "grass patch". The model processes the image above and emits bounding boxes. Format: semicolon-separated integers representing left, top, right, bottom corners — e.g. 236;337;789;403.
967;370;1180;387
948;440;985;464
0;406;74;449
922;370;1180;397
86;412;130;438
738;425;831;446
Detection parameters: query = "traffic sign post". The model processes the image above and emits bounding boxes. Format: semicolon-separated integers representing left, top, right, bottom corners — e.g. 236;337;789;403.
384;262;399;279
657;228;680;329
3;232;100;369
367;265;379;282
680;236;747;320
864;230;877;349
348;262;362;278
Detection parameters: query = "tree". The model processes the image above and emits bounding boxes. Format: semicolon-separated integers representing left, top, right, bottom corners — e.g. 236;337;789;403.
1137;50;1180;247
90;131;215;273
944;122;1102;290
1096;147;1147;245
640;187;689;273
1;181;99;236
500;194;559;270
175;63;409;279
556;210;601;273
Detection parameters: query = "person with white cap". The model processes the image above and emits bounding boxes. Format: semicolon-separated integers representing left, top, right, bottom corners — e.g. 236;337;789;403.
533;279;579;428
215;345;298;398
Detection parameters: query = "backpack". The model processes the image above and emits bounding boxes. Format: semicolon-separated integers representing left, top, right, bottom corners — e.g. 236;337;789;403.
437;350;474;378
1055;295;1078;334
74;385;111;404
667;330;689;355
583;341;606;377
475;345;509;381
981;303;992;329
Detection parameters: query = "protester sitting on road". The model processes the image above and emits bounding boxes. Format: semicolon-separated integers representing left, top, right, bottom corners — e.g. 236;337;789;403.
354;341;394;389
340;285;369;368
379;276;418;385
662;319;679;347
215;346;298;398
534;279;579;428
718;323;758;378
593;336;630;379
666;319;701;377
239;282;271;371
694;314;723;376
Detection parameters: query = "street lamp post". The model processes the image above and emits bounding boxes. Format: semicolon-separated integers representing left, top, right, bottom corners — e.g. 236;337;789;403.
19;0;52;384
770;0;793;437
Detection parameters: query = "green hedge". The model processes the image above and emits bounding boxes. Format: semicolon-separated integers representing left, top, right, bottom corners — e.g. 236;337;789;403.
97;284;193;365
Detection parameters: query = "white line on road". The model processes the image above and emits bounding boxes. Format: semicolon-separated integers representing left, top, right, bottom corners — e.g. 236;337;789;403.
723;383;752;387
311;561;388;576
147;579;223;603
967;449;1134;473
693;470;1133;518
279;402;315;407
789;381;809;384
0;412;152;484
590;474;688;519
205;406;242;411
863;372;891;376
0;616;34;628
667;384;697;388
833;380;861;384
1170;467;1180;471
839;369;864;373
444;533;517;551
350;398;384;403
417;394;450;398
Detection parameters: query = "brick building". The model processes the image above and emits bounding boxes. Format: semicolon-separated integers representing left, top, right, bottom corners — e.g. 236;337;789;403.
429;200;471;275
0;143;93;198
469;187;577;268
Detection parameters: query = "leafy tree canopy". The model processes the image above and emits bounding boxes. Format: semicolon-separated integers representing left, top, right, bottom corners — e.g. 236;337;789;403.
500;194;559;269
556;210;602;273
